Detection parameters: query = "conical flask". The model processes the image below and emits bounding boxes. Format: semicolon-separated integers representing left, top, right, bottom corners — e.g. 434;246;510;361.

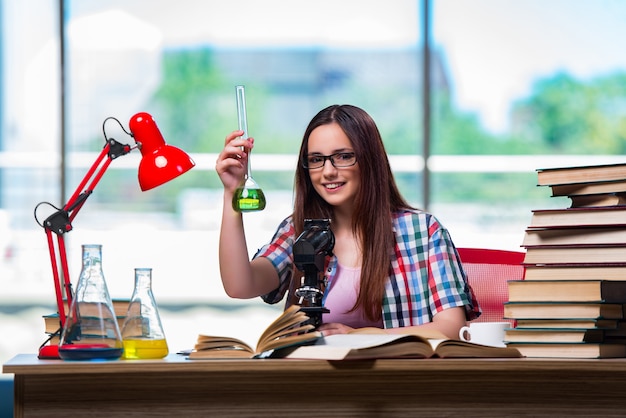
121;268;169;359
58;244;124;361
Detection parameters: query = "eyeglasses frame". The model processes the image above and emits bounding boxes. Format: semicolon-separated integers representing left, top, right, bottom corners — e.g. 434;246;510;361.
302;152;357;169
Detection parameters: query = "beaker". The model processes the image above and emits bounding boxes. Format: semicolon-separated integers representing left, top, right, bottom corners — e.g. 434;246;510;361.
121;268;169;359
58;244;124;361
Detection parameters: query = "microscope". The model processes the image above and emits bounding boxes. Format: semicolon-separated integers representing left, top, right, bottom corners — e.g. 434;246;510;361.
293;219;335;328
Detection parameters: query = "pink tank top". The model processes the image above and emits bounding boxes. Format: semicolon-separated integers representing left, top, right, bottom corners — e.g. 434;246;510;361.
322;263;383;329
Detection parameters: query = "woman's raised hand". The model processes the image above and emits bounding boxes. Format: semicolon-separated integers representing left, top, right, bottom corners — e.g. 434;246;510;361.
215;130;254;193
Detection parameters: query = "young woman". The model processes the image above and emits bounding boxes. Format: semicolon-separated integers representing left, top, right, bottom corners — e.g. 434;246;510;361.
215;104;479;339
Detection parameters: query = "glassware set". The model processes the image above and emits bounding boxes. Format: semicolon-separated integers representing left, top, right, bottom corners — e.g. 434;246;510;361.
58;245;168;361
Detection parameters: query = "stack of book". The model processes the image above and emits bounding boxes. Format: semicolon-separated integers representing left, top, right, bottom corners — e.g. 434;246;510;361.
42;299;129;345
504;162;626;358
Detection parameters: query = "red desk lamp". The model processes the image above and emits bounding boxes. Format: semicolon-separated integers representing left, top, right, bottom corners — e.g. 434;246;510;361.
34;112;195;359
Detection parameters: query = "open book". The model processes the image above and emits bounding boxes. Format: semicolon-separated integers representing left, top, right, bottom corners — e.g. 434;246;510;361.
281;328;523;360
188;305;321;359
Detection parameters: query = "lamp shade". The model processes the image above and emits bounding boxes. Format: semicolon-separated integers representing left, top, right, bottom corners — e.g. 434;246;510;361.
129;112;195;191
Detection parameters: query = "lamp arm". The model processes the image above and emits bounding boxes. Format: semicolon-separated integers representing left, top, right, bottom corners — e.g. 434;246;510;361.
40;139;133;329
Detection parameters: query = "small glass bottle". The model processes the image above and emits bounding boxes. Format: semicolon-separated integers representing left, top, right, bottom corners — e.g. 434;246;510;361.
58;244;124;361
121;268;169;359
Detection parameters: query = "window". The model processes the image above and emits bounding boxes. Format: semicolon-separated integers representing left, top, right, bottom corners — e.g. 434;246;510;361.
2;0;626;365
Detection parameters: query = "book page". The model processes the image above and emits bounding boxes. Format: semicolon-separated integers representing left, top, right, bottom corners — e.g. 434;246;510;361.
257;305;304;344
257;307;316;350
322;333;420;348
349;327;448;340
194;336;254;351
258;329;321;353
284;333;434;360
188;347;256;359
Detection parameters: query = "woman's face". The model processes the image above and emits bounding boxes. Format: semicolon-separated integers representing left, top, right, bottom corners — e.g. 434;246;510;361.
306;123;361;211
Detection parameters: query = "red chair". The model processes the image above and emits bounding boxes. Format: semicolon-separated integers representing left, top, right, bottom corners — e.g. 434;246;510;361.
457;248;525;324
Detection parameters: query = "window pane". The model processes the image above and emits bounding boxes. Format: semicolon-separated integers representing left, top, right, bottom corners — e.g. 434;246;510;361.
0;0;62;365
431;0;626;250
0;0;424;365
62;0;424;303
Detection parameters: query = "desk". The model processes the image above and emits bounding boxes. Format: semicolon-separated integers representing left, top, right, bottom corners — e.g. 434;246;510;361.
4;354;626;417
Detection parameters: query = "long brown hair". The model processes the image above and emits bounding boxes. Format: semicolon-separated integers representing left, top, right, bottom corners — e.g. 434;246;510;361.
293;105;414;321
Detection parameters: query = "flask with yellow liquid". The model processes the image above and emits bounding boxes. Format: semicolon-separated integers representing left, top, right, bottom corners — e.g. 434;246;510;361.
121;268;169;359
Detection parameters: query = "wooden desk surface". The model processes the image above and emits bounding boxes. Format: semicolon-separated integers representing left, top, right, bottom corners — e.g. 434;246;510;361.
5;354;626;417
7;352;626;373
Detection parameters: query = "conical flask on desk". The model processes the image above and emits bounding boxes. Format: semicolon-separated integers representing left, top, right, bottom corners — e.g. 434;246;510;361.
121;268;169;359
58;244;124;361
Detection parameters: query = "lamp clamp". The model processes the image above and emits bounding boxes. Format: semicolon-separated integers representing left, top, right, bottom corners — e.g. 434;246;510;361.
43;209;72;236
106;138;132;160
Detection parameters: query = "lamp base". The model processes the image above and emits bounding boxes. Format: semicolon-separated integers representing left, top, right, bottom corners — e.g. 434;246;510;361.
38;344;60;359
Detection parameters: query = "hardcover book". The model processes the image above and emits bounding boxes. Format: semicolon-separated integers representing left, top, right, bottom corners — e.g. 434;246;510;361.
528;207;626;229
504;328;606;343
550;180;626;197
506;342;626;358
523;264;626;281
188;305;321;359
503;302;625;320
522;246;626;265
507;280;626;303
282;330;522;360
522;227;626;247
569;193;626;208
514;318;621;329
537;163;626;186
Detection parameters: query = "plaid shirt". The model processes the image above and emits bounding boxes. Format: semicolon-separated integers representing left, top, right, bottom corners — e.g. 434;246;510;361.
255;209;481;328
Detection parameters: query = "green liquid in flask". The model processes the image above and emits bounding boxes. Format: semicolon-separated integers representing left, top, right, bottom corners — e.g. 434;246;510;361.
233;185;266;212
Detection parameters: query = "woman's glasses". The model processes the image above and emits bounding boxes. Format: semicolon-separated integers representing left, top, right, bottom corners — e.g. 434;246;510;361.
303;152;357;169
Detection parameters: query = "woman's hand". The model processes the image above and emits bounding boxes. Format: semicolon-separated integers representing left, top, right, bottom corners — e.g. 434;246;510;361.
317;322;355;336
215;130;254;193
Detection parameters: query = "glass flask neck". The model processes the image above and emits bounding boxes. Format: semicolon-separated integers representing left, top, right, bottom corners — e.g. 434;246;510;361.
82;244;103;266
133;268;153;293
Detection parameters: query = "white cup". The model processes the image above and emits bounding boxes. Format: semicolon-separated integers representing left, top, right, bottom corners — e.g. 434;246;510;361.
458;322;508;347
